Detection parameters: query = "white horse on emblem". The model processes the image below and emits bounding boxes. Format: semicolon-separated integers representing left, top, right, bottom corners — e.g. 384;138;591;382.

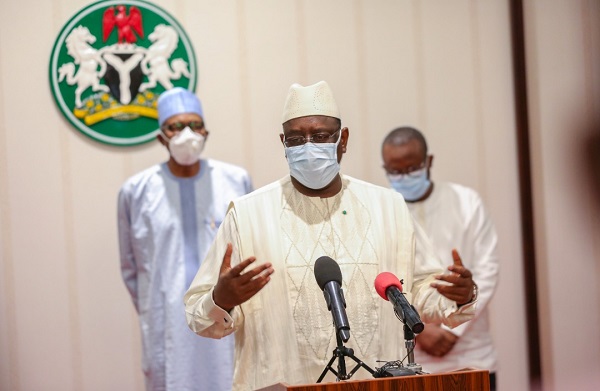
139;24;191;91
58;26;109;107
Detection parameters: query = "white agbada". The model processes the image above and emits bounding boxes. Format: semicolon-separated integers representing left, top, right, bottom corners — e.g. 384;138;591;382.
407;181;499;373
184;175;475;390
118;159;252;391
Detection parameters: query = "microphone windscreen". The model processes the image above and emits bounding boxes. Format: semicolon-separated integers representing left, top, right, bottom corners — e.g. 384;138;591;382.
374;272;403;301
314;256;342;290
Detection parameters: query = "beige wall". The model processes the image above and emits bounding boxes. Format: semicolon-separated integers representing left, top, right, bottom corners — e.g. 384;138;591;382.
0;1;596;390
524;0;600;390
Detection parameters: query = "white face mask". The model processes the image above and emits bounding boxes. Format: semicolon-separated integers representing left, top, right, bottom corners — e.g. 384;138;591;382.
164;127;206;166
285;135;341;190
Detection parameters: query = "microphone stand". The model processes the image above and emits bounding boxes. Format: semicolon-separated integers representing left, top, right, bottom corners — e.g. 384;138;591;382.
317;332;375;383
403;324;423;374
373;324;424;378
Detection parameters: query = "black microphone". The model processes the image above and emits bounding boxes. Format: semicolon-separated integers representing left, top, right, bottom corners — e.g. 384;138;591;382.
374;272;424;334
314;256;351;342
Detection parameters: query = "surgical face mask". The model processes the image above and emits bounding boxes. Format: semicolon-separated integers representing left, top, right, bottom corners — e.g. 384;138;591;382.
387;168;431;201
164;127;206;166
285;135;341;190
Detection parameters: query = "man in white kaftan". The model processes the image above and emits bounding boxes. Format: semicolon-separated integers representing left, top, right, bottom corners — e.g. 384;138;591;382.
184;82;478;391
382;126;499;390
118;88;253;391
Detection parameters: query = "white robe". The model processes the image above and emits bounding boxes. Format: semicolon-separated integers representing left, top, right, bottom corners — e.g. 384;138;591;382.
184;175;475;390
407;181;499;373
118;159;253;391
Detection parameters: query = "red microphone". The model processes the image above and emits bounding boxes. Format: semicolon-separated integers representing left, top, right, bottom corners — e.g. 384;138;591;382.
374;272;403;299
374;272;424;334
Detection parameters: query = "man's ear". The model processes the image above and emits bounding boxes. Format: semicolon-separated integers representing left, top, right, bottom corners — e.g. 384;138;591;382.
426;154;434;179
157;133;168;147
341;127;349;153
280;134;288;158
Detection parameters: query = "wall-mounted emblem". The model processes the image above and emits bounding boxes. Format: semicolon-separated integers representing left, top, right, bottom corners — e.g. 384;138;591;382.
49;0;197;146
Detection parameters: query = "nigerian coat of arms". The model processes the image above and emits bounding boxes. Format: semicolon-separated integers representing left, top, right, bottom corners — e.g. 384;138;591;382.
49;0;197;146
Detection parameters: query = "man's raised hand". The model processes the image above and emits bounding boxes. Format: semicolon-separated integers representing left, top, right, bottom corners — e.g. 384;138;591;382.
213;243;274;312
430;249;475;305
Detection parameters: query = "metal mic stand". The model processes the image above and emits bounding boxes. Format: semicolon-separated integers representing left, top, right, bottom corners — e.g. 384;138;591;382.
317;332;375;382
403;324;423;374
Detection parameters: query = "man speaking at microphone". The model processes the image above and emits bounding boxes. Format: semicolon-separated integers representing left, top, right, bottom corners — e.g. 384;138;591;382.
184;81;477;391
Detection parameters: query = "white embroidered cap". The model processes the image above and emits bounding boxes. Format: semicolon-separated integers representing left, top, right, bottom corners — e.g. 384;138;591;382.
281;81;340;124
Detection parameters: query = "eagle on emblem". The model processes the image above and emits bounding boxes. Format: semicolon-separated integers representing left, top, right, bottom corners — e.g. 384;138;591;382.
103;5;144;43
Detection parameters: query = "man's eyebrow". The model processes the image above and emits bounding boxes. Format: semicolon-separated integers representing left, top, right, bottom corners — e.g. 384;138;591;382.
283;129;305;135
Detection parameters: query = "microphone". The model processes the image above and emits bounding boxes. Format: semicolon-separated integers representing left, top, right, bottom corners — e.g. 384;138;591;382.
374;272;424;334
314;256;351;342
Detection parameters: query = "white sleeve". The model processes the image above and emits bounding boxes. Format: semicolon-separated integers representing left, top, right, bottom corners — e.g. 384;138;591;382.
410;218;476;329
117;186;139;312
184;208;245;338
441;196;499;337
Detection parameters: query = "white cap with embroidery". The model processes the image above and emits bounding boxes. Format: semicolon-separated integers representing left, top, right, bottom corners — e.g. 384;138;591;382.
281;81;340;124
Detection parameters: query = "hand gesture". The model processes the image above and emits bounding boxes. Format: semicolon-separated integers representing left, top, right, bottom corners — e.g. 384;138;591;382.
431;249;475;305
213;243;274;312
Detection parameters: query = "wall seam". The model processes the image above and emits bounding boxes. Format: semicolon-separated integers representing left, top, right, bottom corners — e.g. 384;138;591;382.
509;0;542;386
235;0;252;174
354;0;369;179
412;0;426;129
0;23;20;391
54;1;83;388
295;0;308;83
469;0;487;199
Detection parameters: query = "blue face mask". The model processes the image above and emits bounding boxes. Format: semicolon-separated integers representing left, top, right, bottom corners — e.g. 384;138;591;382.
388;168;431;201
285;136;341;190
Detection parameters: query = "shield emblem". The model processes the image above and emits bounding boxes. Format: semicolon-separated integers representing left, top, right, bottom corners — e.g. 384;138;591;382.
49;0;197;146
103;52;145;106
